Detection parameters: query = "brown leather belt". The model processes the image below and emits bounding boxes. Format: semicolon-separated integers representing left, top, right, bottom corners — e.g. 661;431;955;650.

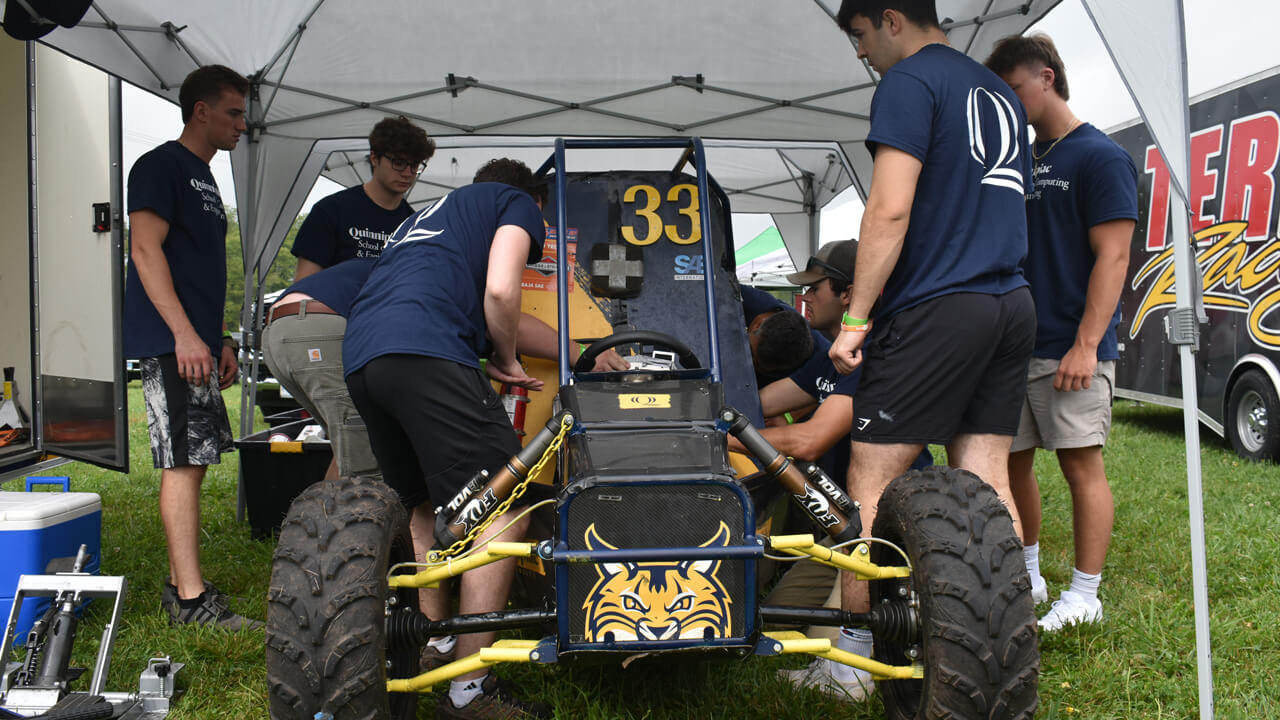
267;299;340;324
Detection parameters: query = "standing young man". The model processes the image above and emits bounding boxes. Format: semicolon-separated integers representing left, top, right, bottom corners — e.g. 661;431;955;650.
343;159;548;719
986;33;1137;631
291;115;434;280
827;0;1035;691
123;64;260;630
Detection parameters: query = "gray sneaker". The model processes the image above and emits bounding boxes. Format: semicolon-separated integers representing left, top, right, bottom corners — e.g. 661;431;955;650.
421;637;457;672
164;580;262;631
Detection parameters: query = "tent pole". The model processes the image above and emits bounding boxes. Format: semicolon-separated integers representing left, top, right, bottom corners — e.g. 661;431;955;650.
802;173;818;258
1169;203;1215;719
235;86;264;524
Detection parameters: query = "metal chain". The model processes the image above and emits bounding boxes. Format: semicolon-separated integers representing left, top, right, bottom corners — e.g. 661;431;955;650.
429;412;573;562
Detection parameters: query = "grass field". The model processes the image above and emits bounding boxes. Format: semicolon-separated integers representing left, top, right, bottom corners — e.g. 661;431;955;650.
5;384;1278;718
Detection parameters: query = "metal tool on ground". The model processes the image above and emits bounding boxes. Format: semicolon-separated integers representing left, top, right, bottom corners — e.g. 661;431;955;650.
0;546;183;718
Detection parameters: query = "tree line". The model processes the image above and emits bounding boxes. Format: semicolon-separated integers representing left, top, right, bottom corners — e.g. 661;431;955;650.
223;207;304;330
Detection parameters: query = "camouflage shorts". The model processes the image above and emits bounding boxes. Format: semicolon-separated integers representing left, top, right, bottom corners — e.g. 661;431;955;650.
140;354;233;469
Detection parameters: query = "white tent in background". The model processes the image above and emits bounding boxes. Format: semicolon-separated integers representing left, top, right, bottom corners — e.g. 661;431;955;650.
18;1;1217;713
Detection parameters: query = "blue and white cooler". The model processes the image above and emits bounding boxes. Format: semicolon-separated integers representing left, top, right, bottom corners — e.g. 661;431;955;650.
0;477;102;643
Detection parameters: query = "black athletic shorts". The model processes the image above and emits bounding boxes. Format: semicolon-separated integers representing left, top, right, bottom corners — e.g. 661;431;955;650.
850;287;1035;444
346;354;521;510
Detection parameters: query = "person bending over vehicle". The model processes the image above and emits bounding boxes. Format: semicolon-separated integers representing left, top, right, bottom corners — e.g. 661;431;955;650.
343;158;549;719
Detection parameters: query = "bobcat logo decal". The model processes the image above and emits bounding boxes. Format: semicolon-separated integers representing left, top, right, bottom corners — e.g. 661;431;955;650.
582;521;733;642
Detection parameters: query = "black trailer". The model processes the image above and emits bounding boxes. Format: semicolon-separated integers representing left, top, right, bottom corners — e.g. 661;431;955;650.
1111;66;1280;460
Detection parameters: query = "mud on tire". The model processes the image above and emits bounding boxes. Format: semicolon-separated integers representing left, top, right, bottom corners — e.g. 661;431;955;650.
870;466;1039;720
266;476;419;720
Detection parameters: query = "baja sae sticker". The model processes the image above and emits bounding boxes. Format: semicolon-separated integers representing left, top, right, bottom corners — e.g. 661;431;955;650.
581;521;732;642
618;393;671;409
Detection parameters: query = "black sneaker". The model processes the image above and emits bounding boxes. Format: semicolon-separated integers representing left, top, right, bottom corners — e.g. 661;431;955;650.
161;579;221;621
167;583;263;631
435;673;549;719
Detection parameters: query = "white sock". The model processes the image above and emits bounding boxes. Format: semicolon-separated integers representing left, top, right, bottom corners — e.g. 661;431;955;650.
1023;542;1041;579
449;674;485;708
1068;568;1102;601
428;635;456;653
832;628;874;686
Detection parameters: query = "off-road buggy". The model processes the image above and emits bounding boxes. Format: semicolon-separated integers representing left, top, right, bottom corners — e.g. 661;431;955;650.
265;138;1039;719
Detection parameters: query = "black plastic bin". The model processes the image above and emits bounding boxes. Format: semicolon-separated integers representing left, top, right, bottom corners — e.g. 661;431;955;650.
263;407;312;428
255;385;302;417
234;418;331;539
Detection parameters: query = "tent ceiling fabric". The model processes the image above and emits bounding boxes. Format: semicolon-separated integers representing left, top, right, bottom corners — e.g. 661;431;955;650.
34;0;1061;277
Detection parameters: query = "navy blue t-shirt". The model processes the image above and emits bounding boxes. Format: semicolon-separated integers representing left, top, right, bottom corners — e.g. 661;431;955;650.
740;285;830;389
291;184;414;268
282;257;376;317
1026;123;1138;361
866;44;1031;319
343;183;546;374
123;141;228;359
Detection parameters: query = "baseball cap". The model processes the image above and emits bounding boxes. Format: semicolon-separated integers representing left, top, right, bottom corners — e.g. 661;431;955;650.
786;239;858;286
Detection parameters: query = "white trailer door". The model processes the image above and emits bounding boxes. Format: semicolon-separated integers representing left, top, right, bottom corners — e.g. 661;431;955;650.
28;43;127;472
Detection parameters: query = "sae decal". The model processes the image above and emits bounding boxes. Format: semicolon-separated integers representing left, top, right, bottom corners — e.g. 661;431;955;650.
674;254;705;281
581;521;732;642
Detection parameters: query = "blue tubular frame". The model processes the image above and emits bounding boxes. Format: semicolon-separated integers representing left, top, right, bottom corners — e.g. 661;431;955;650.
538;138;724;388
553;476;759;653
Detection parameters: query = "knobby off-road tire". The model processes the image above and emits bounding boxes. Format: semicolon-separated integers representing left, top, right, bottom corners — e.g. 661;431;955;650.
266;477;419;720
870;467;1039;720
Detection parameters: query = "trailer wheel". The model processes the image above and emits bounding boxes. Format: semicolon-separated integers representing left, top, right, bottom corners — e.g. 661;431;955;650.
870;467;1039;720
1227;369;1280;461
266;477;418;720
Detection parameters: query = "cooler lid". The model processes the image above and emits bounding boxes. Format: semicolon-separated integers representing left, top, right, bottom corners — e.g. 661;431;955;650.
0;490;101;530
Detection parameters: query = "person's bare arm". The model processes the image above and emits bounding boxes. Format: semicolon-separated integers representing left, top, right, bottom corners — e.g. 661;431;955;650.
727;394;853;460
484;225;542;390
829;147;922;374
1056;218;1134;391
759;377;817;418
516;314;628;371
129;209;213;384
293;257;325;281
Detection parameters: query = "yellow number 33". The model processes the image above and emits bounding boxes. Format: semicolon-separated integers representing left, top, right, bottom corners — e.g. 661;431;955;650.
620;184;702;246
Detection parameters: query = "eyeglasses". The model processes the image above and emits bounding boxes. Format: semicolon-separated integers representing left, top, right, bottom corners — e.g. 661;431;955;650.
805;256;851;284
382;155;427;173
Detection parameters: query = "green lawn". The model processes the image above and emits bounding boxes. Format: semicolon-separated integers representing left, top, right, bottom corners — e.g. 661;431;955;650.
6;386;1279;718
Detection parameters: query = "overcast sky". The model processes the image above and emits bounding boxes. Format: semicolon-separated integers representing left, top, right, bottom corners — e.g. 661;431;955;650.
121;0;1279;240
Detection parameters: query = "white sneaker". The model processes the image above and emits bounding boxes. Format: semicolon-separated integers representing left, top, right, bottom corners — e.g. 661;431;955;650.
1030;573;1048;604
1038;590;1103;632
778;658;875;703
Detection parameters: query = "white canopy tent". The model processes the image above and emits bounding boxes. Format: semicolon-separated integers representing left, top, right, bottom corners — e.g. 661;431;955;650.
27;0;1061;283
16;0;1215;714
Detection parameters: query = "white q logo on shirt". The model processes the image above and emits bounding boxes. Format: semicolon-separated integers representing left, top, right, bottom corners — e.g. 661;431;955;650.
966;87;1024;194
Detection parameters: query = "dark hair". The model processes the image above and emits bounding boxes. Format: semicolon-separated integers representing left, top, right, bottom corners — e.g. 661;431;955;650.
836;0;940;32
756;310;815;377
827;276;851;296
473;158;547;203
984;33;1070;100
179;65;249;124
369;115;436;164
